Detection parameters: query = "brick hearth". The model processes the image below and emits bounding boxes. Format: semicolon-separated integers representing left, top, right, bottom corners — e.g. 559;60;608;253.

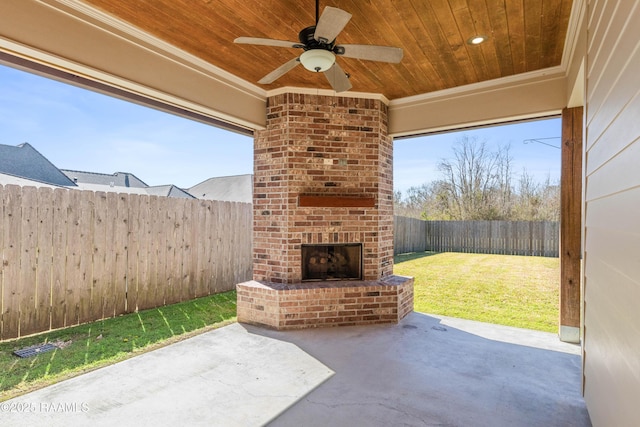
237;92;413;329
237;276;414;329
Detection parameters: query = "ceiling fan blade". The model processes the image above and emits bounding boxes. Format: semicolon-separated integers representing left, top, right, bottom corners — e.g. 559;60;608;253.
323;62;352;93
234;37;301;49
314;6;352;44
337;44;404;63
258;57;300;84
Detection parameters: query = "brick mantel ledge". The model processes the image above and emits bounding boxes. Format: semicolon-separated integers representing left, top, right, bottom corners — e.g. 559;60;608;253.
236;275;414;330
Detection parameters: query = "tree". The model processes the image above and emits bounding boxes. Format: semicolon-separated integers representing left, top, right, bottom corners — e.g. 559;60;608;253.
394;134;559;222
512;171;559;221
437;135;513;220
394;184;432;218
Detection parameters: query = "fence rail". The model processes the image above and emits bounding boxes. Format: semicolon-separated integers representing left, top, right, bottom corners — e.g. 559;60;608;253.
0;184;252;341
394;216;559;257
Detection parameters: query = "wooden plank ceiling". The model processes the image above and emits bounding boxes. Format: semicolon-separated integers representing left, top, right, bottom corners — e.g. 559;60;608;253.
82;0;573;100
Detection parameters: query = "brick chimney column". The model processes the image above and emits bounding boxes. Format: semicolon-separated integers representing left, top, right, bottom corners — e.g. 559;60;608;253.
252;93;394;284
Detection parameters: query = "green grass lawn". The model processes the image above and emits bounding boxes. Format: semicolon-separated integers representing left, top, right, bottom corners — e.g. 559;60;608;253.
0;290;236;401
394;252;559;332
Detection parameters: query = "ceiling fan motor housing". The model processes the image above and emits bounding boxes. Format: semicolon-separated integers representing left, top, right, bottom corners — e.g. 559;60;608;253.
299;26;334;50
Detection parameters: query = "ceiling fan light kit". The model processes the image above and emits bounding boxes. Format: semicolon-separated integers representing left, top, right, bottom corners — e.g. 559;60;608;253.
234;0;403;92
300;49;335;72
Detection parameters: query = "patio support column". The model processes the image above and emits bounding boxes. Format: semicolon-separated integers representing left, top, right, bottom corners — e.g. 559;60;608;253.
559;106;583;343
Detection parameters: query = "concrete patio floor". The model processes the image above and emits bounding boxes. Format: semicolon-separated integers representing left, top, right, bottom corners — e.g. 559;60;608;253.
2;312;590;426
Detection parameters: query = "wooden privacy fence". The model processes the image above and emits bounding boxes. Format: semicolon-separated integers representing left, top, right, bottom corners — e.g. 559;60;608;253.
394;216;559;257
394;216;427;255
0;184;252;341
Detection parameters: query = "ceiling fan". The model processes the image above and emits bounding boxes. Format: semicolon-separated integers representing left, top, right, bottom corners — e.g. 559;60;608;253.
234;0;403;92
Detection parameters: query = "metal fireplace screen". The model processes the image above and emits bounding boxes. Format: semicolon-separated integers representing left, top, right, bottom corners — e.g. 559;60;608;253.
301;243;363;281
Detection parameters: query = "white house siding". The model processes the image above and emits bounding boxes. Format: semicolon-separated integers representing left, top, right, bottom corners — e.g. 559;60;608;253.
584;0;640;425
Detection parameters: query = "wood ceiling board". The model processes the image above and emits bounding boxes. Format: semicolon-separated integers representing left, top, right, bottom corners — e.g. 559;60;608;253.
503;0;527;74
485;0;515;77
78;0;574;100
397;1;460;89
467;0;503;78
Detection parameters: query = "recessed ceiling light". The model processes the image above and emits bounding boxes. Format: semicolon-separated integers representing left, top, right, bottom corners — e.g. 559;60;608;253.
467;35;487;45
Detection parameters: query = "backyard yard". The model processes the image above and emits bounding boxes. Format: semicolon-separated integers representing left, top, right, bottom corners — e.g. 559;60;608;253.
0;291;237;400
1;251;559;400
394;251;560;332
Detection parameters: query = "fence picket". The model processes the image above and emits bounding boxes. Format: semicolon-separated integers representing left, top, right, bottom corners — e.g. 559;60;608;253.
35;187;54;333
19;186;38;336
77;191;94;325
127;194;141;313
114;194;129;314
194;200;207;298
65;190;83;327
2;186;22;339
50;189;68;329
180;198;193;301
136;194;151;311
103;192;118;318
93;191;108;320
139;196;159;311
163;197;178;306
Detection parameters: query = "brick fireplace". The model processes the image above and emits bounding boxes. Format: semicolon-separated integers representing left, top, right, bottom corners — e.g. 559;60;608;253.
236;93;413;329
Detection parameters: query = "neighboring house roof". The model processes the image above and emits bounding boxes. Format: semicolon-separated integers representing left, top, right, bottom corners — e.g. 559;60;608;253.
61;169;148;188
1;143;240;201
0;172;66;189
0;142;77;187
188;174;252;203
63;169;194;198
145;185;195;199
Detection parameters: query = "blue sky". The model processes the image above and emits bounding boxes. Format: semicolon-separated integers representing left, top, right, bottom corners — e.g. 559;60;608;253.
394;119;561;195
0;64;560;192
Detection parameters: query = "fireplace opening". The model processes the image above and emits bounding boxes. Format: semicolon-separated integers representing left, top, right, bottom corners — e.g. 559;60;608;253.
301;243;363;281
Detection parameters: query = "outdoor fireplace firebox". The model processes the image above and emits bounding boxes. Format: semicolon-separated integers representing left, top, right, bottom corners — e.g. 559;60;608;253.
301;243;362;281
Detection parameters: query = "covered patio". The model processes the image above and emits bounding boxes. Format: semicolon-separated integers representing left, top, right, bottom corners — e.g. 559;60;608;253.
1;313;588;426
1;0;639;425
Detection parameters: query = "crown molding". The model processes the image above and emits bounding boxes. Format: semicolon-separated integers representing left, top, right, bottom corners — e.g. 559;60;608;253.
560;0;587;71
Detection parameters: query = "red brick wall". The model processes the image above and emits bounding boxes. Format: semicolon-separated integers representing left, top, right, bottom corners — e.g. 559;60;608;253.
253;93;394;284
237;276;414;329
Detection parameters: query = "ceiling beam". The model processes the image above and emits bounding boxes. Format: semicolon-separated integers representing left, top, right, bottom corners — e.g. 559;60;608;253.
0;0;267;132
389;68;567;137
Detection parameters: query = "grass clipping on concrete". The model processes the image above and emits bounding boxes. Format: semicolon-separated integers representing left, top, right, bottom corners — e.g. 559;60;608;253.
0;290;236;400
394;252;559;333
